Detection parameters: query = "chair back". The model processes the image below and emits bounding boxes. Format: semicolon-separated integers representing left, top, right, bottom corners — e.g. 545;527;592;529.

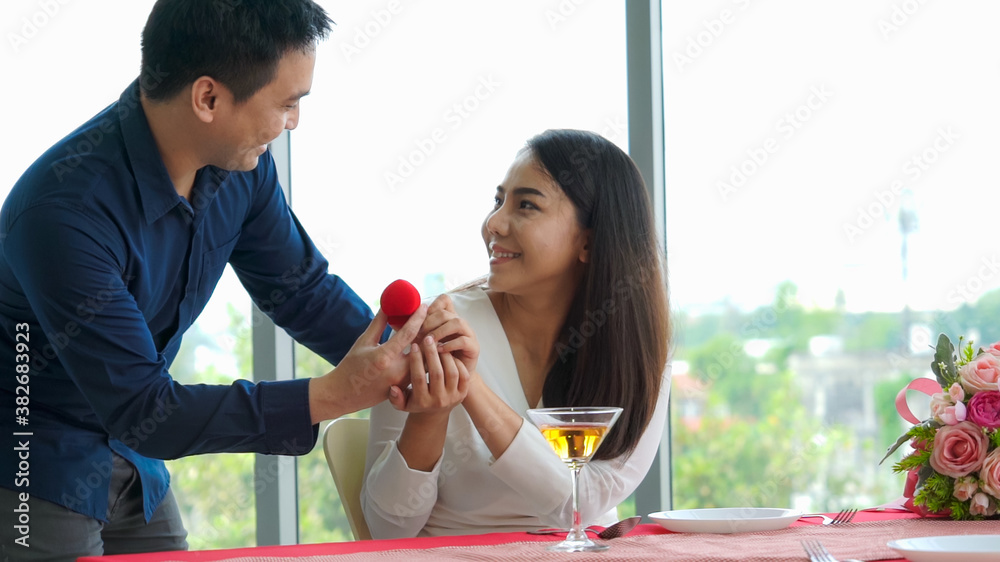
322;417;373;540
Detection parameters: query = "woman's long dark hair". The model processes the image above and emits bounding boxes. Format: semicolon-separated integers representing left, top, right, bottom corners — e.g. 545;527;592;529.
528;129;671;461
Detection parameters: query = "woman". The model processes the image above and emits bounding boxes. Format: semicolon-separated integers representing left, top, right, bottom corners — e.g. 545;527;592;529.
361;129;671;538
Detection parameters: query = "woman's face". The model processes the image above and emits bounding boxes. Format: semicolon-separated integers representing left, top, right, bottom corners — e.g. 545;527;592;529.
481;150;590;297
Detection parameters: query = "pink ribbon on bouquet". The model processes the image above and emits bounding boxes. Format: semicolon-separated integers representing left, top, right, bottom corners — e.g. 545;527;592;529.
894;377;943;425
893;377;952;518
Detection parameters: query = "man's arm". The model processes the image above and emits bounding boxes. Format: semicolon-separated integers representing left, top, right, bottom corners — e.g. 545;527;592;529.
5;203;318;458
226;151;378;366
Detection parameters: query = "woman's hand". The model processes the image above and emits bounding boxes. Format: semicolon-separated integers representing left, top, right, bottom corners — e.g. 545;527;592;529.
388;334;469;414
421;294;480;376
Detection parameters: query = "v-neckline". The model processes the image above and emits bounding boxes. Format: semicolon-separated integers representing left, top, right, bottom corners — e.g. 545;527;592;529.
467;288;542;412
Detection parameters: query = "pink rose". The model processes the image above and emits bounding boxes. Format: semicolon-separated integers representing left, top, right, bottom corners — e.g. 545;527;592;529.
939;402;967;426
958;354;1000;393
980;448;1000;498
982;341;1000;358
949;383;966;403
970;492;997;517
930;392;953;421
953;476;979;501
928;421;988;477
966;391;1000;429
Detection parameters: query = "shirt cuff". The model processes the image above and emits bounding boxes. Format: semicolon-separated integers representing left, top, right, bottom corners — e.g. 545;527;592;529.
366;440;442;515
261;378;317;455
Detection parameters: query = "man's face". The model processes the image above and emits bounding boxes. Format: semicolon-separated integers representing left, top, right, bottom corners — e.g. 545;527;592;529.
213;49;316;171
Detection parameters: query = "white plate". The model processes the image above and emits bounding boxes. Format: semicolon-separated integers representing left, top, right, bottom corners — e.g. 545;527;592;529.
887;535;1000;562
647;507;801;534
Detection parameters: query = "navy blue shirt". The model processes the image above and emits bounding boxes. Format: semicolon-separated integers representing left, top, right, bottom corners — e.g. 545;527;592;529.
0;80;375;522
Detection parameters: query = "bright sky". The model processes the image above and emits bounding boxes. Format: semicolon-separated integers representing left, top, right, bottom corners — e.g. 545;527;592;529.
662;1;1000;314
3;1;999;318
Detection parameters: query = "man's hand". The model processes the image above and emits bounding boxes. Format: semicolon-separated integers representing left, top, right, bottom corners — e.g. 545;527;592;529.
308;305;427;423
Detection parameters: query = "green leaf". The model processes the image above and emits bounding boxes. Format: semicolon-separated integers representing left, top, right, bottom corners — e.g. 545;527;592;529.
931;333;958;387
958;337;974;364
882;421;940;466
915;463;935;491
948;500;972;521
914;472;954;514
910;421;942;442
892;450;930;473
880;431;913;465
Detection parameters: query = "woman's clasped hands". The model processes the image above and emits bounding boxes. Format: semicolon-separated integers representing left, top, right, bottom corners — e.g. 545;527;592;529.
387;294;480;415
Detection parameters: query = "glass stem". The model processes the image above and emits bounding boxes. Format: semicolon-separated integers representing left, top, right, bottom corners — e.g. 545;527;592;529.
566;463;588;543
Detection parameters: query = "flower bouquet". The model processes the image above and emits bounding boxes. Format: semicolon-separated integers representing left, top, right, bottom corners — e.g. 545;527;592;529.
882;334;1000;519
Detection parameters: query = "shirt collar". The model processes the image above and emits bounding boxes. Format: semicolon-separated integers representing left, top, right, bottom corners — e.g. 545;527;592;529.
118;79;230;225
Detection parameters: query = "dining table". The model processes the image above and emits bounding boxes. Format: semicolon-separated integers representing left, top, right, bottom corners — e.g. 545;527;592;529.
77;507;998;561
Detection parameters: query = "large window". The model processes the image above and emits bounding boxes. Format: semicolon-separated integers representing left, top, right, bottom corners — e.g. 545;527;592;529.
663;0;1000;512
16;0;984;549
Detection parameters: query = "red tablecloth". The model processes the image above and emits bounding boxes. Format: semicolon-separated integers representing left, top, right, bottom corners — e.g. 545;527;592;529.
77;509;978;561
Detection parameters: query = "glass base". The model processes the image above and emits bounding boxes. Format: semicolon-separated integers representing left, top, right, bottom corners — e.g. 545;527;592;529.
547;537;610;553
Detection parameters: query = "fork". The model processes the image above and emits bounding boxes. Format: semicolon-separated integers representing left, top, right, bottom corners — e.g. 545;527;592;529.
800;539;863;562
799;508;858;525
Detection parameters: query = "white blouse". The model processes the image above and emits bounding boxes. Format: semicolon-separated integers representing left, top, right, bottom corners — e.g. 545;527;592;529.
361;288;670;539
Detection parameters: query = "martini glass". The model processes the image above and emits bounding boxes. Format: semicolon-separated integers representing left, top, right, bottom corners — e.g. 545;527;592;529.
525;406;623;552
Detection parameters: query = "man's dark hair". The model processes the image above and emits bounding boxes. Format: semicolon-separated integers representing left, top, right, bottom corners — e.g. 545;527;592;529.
140;0;332;103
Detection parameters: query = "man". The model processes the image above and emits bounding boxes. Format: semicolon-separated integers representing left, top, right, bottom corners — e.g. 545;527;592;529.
0;1;425;558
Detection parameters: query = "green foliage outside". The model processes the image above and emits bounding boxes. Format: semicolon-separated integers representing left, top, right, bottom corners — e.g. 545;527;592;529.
669;282;999;512
671;353;855;510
